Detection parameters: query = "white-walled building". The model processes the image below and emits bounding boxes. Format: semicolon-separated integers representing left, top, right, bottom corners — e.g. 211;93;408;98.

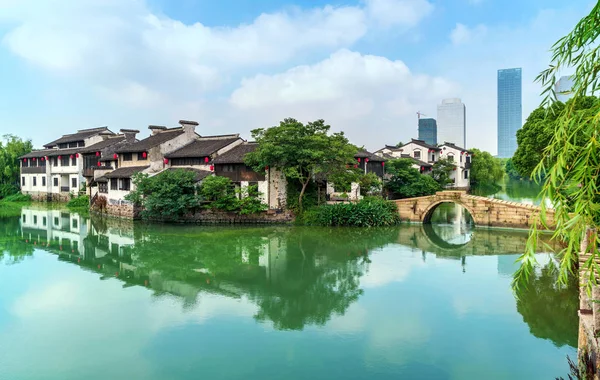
437;98;466;148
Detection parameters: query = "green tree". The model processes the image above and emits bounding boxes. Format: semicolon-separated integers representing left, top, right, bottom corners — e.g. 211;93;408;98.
384;159;440;199
431;158;454;187
359;172;382;196
246;118;357;212
514;4;600;290
469;148;504;186
126;169;200;220
199;175;239;211
504;158;523;180
0;135;32;198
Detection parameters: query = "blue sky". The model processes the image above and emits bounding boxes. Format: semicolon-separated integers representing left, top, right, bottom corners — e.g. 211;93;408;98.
0;0;590;153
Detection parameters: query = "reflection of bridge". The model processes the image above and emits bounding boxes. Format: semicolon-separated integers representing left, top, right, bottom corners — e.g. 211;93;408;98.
394;191;555;229
396;224;558;257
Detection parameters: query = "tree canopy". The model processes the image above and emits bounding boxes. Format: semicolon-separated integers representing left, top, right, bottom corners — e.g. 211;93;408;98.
245;118;357;212
469;148;504;186
0;135;32;199
431;158;454;187
384;159;440;199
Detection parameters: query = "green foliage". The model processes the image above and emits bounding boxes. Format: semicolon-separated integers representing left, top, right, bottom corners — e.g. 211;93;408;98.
329;167;360;193
0;135;32;198
0;193;31;204
504;158;524;180
358;172;382;196
126;169;200;220
431;158;454;187
238;185;268;215
514;4;600;291
246;118;357;212
300;198;401;227
67;196;89;209
469;148;504;186
199;176;239;211
384;159;440;199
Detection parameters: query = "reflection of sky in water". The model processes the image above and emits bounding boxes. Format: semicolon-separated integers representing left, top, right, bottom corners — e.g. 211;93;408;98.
429;203;474;245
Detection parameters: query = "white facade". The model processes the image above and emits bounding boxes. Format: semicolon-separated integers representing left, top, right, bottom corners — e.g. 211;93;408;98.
438;143;471;189
555;75;574;103
437;98;466;148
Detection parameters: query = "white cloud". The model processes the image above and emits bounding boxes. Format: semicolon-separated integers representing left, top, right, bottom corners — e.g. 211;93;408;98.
364;0;434;28
449;23;487;45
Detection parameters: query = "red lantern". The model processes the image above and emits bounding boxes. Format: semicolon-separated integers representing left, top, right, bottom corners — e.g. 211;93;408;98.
365;158;369;163
265;166;269;171
164;158;169;164
97;162;101;167
204;157;209;163
58;155;62;159
357;157;361;163
41;157;45;161
142;152;147;158
381;162;385;167
33;157;36;161
23;158;26;162
70;155;74;159
113;154;118;159
420;166;424;171
96;151;100;157
210;165;214;171
453;167;457;171
76;153;79;158
353;164;358;168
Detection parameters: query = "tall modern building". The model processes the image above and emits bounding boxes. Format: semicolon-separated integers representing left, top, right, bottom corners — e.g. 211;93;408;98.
418;118;437;145
437;98;466;148
555;75;574;103
497;68;522;158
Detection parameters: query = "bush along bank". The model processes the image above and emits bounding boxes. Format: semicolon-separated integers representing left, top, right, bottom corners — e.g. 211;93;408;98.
299;198;401;227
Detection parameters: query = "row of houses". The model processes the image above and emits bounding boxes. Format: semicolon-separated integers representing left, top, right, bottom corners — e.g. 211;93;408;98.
374;139;472;189
19;121;388;217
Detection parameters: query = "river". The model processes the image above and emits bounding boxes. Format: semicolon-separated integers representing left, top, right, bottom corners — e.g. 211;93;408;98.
0;201;576;380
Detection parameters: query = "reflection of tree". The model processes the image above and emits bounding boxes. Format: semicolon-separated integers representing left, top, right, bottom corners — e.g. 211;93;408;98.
516;262;578;348
504;179;542;201
0;216;34;264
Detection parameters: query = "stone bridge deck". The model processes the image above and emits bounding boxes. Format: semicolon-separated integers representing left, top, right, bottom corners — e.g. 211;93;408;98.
394;191;555;229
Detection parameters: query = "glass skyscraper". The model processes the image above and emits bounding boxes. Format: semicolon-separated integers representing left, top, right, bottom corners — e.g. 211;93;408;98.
418;118;437;145
437;98;466;148
497;68;522;158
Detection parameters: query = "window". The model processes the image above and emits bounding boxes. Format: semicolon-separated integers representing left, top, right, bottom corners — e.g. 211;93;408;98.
22;160;28;168
71;178;77;188
460;154;463;163
99;182;108;193
59;143;68;149
39;159;46;167
71;156;77;166
431;154;435;162
42;217;47;227
123;153;133;161
54;217;59;226
22;215;26;223
53;157;58;167
53;177;58;187
61;156;70;166
21;177;25;186
172;158;202;166
110;178;118;190
121;178;131;191
33;215;37;224
464;170;469;179
78;141;85;147
42;177;46;186
137;152;147;161
33;177;37;187
413;150;421;159
72;219;78;229
68;142;78;148
447;154;454;162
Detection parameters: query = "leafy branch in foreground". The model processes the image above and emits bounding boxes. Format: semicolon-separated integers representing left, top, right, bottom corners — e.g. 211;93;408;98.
514;2;600;292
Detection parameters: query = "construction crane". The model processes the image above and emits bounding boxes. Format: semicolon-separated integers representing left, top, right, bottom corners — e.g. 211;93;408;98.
416;111;427;120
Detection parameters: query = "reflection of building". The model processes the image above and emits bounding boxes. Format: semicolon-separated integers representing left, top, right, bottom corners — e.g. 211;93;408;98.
555;75;574;103
20;208;88;255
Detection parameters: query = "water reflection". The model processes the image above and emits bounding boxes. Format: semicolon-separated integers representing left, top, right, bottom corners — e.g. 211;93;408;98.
3;206;577;347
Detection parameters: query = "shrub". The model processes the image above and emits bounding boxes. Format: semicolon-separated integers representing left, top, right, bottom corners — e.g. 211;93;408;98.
1;193;31;203
0;184;19;199
300;198;401;227
359;173;382;196
199;176;239;211
286;178;319;213
67;195;90;208
238;185;268;215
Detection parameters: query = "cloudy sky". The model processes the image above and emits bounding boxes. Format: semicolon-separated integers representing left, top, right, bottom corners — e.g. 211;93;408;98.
0;0;590;154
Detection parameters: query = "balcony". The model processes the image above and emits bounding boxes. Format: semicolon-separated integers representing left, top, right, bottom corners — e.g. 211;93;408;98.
22;167;46;174
60;186;70;193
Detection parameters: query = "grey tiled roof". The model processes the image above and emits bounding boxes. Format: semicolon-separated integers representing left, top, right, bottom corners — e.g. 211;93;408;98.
79;136;126;154
116;129;184;153
354;150;385;162
43;127;113;148
104;166;149;179
407;139;440;150
165;137;240;159
166;167;212;182
212;142;258;164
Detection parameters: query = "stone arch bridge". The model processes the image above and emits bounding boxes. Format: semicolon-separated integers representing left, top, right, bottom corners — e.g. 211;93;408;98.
394;191;555;229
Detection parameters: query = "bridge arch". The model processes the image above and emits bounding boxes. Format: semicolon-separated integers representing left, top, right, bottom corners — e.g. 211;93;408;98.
421;199;480;225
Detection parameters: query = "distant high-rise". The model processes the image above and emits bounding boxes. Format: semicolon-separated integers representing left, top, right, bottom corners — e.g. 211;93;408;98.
497;68;522;158
418;118;437;145
555;75;574;103
437;98;466;148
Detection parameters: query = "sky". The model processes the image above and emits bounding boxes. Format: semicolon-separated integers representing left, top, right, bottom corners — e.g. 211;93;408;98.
0;0;591;154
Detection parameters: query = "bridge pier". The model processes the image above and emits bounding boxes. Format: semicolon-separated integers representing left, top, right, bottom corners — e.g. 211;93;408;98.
394;190;555;229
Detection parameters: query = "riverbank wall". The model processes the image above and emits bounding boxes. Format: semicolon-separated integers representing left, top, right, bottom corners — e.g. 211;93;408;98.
578;228;600;379
93;208;295;224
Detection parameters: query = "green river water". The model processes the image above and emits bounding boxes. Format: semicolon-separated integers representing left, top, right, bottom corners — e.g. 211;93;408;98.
0;181;577;379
